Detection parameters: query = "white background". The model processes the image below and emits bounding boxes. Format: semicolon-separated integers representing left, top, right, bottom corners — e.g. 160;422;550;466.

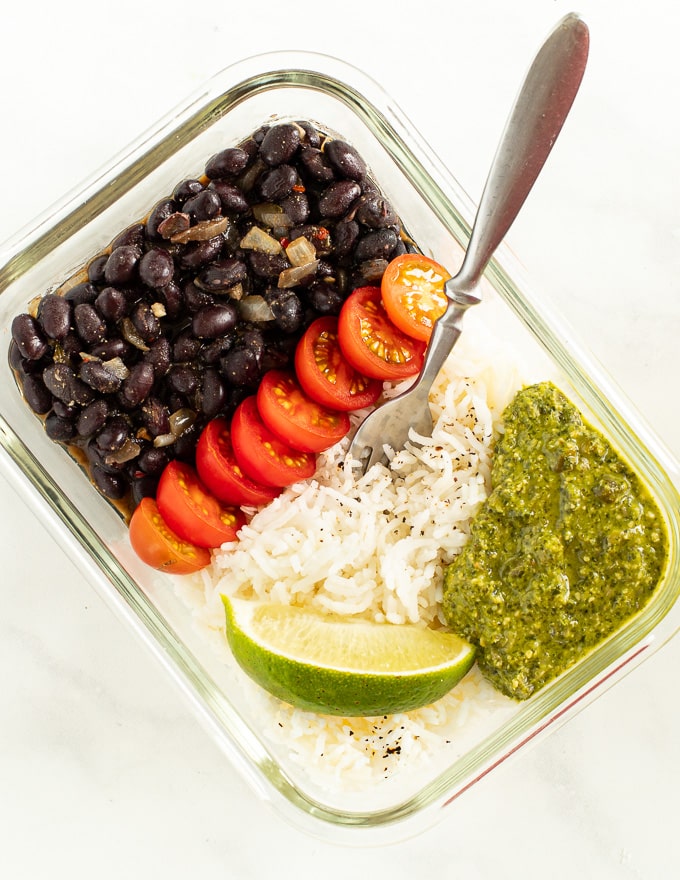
1;0;679;876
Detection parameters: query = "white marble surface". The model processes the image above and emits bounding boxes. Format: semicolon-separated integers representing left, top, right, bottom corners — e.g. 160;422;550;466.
1;0;679;875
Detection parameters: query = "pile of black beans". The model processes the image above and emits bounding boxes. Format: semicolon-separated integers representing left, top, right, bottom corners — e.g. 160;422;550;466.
10;120;410;509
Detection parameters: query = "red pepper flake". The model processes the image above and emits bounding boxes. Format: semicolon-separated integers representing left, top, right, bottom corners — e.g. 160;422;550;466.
279;237;290;249
292;184;306;192
313;227;329;241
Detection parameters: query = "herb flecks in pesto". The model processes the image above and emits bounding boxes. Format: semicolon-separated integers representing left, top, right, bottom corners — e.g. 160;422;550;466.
442;382;667;700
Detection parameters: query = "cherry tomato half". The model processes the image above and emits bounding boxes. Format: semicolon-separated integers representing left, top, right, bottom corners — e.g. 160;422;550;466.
196;417;281;508
257;369;351;453
294;316;382;411
129;497;211;574
156;460;245;549
231;395;317;487
338;286;426;380
381;253;452;341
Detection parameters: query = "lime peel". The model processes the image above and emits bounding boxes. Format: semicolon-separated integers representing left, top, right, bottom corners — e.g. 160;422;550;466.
222;596;476;717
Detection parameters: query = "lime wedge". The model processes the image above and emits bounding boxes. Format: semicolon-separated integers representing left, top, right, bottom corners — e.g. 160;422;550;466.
222;597;476;716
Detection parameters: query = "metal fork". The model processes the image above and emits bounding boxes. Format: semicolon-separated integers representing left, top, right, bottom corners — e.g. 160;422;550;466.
348;12;589;472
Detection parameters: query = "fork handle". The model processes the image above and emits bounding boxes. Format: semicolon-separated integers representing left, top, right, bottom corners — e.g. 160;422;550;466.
449;12;590;299
411;15;589;397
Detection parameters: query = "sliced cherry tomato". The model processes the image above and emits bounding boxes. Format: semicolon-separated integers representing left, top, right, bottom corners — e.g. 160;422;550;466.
337;286;426;380
257;369;350;453
231;395;317;487
196;417;281;507
294;316;382;411
129;497;211;574
156;460;246;549
381;253;452;341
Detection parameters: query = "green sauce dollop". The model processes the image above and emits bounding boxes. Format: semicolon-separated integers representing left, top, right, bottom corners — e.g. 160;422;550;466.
442;381;667;700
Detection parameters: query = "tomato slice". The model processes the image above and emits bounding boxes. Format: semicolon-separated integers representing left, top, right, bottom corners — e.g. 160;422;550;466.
257;369;350;453
381;253;452;341
294;316;382;411
231;395;317;487
129;497;211;574
156;460;246;548
337;286;426;380
196;417;281;507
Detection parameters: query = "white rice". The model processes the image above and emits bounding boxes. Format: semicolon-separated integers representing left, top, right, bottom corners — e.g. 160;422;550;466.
174;324;528;787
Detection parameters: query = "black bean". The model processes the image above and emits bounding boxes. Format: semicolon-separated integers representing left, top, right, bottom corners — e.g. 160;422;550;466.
52;399;79;420
157;212;191;240
208;180;250;214
179;236;224;270
325;140;367;181
183;189;222;221
173;329;202;363
259;164;297;201
192;303;239;338
199;335;234;365
290;225;333;257
76;399;110;437
248;251;290;279
91;465;128;500
157;280;183;319
144;337;172;377
353;258;389;285
88;254;108;284
95;287;129;322
139;248;175;289
130;474;158;506
74;303;107;345
296;121;321;148
307;280;344;315
38;294;72;340
43;363;94;406
205;147;250;179
195;258;248;292
181;279;214;313
64;282;99;306
104;245;140;285
354;228;399;262
355;194;398;228
60;331;83;364
268;291;303;333
299;146;335;183
20;372;53;414
120;361;155;408
131;302;161;343
140;397;170;436
332;220;360;258
11;314;49;360
96;416;130;452
220;347;261;386
167;363;200;396
259;123;301;166
318;180;361;218
79;360;123;394
90;337;131;361
280;191;310;225
45;412;75;443
111;224;145;251
173;179;204;204
199;367;227;417
146;199;177;240
137;446;168;476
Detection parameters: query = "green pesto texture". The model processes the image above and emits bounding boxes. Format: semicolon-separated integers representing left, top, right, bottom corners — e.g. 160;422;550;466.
442;382;667;700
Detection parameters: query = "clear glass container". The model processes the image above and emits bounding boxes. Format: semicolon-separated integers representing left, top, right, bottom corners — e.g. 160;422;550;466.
0;51;678;844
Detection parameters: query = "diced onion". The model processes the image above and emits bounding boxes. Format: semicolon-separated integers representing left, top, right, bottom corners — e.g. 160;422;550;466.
121;317;150;352
238;295;275;322
285;236;317;267
170;216;229;243
278;261;319;289
102;357;130;380
239;226;283;255
168;408;197;436
105;438;140;465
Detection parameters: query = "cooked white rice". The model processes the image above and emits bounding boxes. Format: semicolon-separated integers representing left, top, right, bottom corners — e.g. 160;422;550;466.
175;324;529;787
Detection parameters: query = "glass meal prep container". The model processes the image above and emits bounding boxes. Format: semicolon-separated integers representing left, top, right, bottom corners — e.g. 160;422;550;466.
1;51;679;844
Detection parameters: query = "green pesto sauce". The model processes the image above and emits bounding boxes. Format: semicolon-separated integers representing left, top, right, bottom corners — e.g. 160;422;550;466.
442;381;667;700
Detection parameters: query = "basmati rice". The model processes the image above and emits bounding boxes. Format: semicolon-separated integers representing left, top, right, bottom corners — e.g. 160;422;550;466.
175;325;529;786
